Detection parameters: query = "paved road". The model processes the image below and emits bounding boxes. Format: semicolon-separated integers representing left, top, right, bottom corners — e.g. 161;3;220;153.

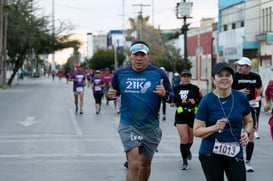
0;77;272;181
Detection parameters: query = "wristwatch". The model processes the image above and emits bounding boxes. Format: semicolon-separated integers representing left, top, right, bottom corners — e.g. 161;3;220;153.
164;91;169;100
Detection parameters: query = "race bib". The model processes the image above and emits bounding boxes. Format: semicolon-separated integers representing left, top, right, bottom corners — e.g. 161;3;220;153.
94;86;102;91
249;100;259;108
76;87;84;92
213;139;240;157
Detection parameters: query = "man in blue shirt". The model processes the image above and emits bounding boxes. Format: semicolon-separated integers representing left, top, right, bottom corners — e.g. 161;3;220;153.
108;41;174;181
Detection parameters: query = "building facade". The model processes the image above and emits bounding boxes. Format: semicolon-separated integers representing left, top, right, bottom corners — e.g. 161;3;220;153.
179;18;216;94
256;0;273;88
217;0;273;88
86;33;107;59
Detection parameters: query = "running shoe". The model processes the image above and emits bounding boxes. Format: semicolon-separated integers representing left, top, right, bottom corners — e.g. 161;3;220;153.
162;115;166;121
96;108;100;115
180;163;189;170
254;131;260;139
187;151;192;160
245;162;254;172
75;107;79;114
79;110;83;115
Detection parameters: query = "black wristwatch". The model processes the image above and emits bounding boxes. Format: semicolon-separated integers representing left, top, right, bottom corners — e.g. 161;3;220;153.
164;91;169;100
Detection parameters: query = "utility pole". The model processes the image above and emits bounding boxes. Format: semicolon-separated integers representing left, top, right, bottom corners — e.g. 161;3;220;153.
152;0;154;27
122;0;126;49
122;0;125;33
52;0;55;71
176;0;192;64
132;3;150;40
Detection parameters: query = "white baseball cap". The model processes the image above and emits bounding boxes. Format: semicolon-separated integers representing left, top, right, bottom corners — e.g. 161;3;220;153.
235;57;251;66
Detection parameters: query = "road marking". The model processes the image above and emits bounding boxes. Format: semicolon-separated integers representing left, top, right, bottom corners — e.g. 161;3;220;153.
18;116;39;127
69;109;83;135
0;153;184;159
0;137;122;143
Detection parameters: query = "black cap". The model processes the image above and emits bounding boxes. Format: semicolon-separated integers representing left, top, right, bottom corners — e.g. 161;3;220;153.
181;70;192;76
212;62;234;76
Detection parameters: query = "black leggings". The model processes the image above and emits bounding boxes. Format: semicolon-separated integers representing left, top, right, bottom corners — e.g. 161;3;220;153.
199;154;246;181
93;93;103;104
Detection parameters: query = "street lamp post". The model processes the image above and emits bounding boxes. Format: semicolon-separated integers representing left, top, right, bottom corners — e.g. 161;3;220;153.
114;39;120;70
176;0;192;63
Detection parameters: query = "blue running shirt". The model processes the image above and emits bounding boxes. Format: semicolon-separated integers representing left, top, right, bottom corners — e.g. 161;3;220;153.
111;64;173;129
195;89;251;158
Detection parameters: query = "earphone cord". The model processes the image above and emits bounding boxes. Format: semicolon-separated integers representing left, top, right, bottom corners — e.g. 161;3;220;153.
217;94;239;142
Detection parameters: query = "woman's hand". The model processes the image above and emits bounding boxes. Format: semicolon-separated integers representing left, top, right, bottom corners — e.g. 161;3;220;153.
240;131;249;146
188;98;196;104
215;118;228;132
170;103;175;107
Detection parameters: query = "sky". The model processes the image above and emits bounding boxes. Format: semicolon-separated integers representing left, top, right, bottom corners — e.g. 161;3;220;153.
37;0;218;34
35;0;218;65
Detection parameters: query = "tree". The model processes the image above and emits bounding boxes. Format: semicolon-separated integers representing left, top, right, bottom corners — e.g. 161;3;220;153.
0;0;8;87
88;49;125;70
127;13;190;72
65;47;82;72
5;0;81;86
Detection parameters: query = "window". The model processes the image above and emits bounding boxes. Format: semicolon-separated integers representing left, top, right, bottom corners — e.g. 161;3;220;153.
262;7;273;32
223;24;228;31
266;8;269;31
232;23;236;29
221;3;244;25
262;9;265;32
269;7;272;32
241;21;244;27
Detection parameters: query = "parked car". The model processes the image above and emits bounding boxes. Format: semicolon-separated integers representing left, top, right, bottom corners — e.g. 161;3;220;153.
19;70;31;79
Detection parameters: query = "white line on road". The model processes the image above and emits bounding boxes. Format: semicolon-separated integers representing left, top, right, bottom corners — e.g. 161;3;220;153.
0;153;184;159
0;138;121;143
69;109;83;135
